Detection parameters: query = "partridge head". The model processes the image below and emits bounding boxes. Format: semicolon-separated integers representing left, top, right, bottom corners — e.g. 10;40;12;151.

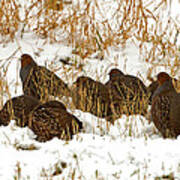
20;54;37;84
20;54;37;68
108;68;124;80
157;72;171;85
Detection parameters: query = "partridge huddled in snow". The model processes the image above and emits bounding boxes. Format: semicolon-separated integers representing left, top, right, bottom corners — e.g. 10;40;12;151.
105;68;149;116
71;76;118;122
71;76;110;117
28;100;83;142
151;72;180;138
0;53;179;141
20;54;71;101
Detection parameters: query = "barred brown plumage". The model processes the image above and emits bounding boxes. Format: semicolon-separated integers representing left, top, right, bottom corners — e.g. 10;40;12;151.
20;54;71;101
151;72;180;138
105;68;148;116
28;100;83;142
0;95;40;127
71;76;116;122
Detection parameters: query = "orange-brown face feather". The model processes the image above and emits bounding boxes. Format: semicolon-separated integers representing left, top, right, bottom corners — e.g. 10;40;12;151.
20;54;33;68
157;72;171;85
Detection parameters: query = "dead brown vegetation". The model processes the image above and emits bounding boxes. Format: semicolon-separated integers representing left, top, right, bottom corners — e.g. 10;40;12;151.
0;0;179;62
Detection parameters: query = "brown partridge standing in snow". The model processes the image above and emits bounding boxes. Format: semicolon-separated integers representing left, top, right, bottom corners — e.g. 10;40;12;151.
20;54;71;102
0;95;40;127
151;72;180;138
28;100;83;142
105;68;148;116
71;76;115;121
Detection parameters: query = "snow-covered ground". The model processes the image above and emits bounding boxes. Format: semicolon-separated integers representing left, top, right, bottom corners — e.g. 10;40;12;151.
0;0;180;179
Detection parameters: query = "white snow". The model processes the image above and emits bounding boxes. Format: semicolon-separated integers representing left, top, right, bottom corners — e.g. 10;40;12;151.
0;0;180;179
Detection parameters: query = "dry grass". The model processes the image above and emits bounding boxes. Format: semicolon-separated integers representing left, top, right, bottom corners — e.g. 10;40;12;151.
0;0;20;43
0;0;179;61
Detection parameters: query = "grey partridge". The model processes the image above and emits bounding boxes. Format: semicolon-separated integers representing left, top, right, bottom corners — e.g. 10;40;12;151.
105;68;148;116
71;76;115;121
151;72;180;138
0;95;40;127
20;54;71;101
28;100;83;142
